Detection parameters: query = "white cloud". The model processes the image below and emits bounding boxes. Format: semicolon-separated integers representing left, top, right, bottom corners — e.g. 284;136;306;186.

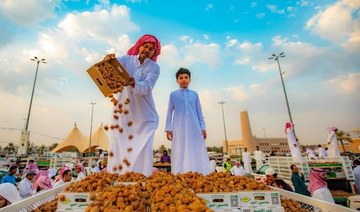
226;86;249;101
204;34;210;40
256;13;265;19
206;4;214;11
327;73;360;94
226;39;238;48
272;36;289;46
0;0;59;26
58;5;140;48
251;2;257;8
296;0;310;7
305;0;360;50
267;4;285;14
182;43;221;69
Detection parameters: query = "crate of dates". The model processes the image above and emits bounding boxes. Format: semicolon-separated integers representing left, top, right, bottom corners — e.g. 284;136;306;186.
87;58;130;97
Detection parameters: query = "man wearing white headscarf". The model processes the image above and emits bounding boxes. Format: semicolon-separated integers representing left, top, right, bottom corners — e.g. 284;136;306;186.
285;122;302;162
327;127;340;157
242;147;252;174
0;183;22;208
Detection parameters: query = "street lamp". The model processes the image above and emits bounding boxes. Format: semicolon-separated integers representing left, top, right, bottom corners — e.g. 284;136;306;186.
218;101;229;154
268;53;296;136
18;56;46;155
262;128;267;140
26;57;47;131
89;102;96;153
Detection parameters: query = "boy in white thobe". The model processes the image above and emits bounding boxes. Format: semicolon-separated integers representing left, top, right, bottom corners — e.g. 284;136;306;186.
253;146;265;171
242;148;252;174
165;68;211;175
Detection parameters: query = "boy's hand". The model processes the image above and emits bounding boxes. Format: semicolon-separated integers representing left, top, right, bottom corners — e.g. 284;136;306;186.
202;130;207;140
166;131;173;141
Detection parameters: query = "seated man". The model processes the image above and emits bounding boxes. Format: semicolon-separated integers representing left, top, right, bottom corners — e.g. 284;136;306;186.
265;167;293;191
270;179;294;192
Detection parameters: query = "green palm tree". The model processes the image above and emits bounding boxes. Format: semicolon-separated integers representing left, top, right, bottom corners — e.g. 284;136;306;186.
337;130;352;152
37;145;47;156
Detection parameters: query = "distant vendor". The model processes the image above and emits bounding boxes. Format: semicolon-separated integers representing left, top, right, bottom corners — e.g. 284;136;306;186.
160;150;171;163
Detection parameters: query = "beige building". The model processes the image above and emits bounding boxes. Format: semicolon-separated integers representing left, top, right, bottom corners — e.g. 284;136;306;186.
224;111;289;156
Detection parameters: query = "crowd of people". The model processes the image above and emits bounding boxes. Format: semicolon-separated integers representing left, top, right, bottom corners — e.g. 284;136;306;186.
0;153;107;209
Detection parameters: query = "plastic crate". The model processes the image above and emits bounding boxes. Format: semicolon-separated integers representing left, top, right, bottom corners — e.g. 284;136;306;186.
0;183;69;212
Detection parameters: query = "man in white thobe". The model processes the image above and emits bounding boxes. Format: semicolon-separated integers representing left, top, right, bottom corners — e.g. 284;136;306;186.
18;170;36;199
316;145;326;158
327;127;340;157
209;157;217;173
230;161;245;176
53;169;72;188
242;148;252;174
253;146;265;172
285;122;302;162
353;160;360;194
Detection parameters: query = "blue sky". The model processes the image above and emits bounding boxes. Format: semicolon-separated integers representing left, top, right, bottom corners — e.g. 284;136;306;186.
0;0;359;150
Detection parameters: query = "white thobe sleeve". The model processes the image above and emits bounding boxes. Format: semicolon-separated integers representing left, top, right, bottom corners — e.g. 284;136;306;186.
18;181;31;198
165;93;174;132
230;167;235;175
133;64;160;95
195;93;206;130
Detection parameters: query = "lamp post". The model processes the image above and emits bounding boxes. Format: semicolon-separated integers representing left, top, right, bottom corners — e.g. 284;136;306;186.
26;57;47;131
263;128;267;140
89;102;96;154
218;101;229;154
268;53;296;137
18;57;46;155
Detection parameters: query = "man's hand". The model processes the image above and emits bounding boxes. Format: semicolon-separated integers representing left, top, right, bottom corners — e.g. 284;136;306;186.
124;76;135;88
103;53;115;61
166;131;173;141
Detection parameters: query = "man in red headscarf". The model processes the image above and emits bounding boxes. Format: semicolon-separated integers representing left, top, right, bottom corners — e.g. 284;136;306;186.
104;34;161;177
308;168;335;203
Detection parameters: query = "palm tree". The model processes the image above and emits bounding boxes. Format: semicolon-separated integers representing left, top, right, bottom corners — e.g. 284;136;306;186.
48;143;59;151
158;145;166;153
4;143;16;153
337;130;352;152
37;145;47;156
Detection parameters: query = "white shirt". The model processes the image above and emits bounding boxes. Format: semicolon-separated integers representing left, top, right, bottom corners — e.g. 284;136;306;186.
317;147;326;157
53;179;65;188
99;153;105;162
76;172;86;181
230;166;245;176
242;151;252;174
209;160;217;172
92;166;100;173
253;150;265;161
18;178;33;198
354;166;360;193
306;149;316;158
